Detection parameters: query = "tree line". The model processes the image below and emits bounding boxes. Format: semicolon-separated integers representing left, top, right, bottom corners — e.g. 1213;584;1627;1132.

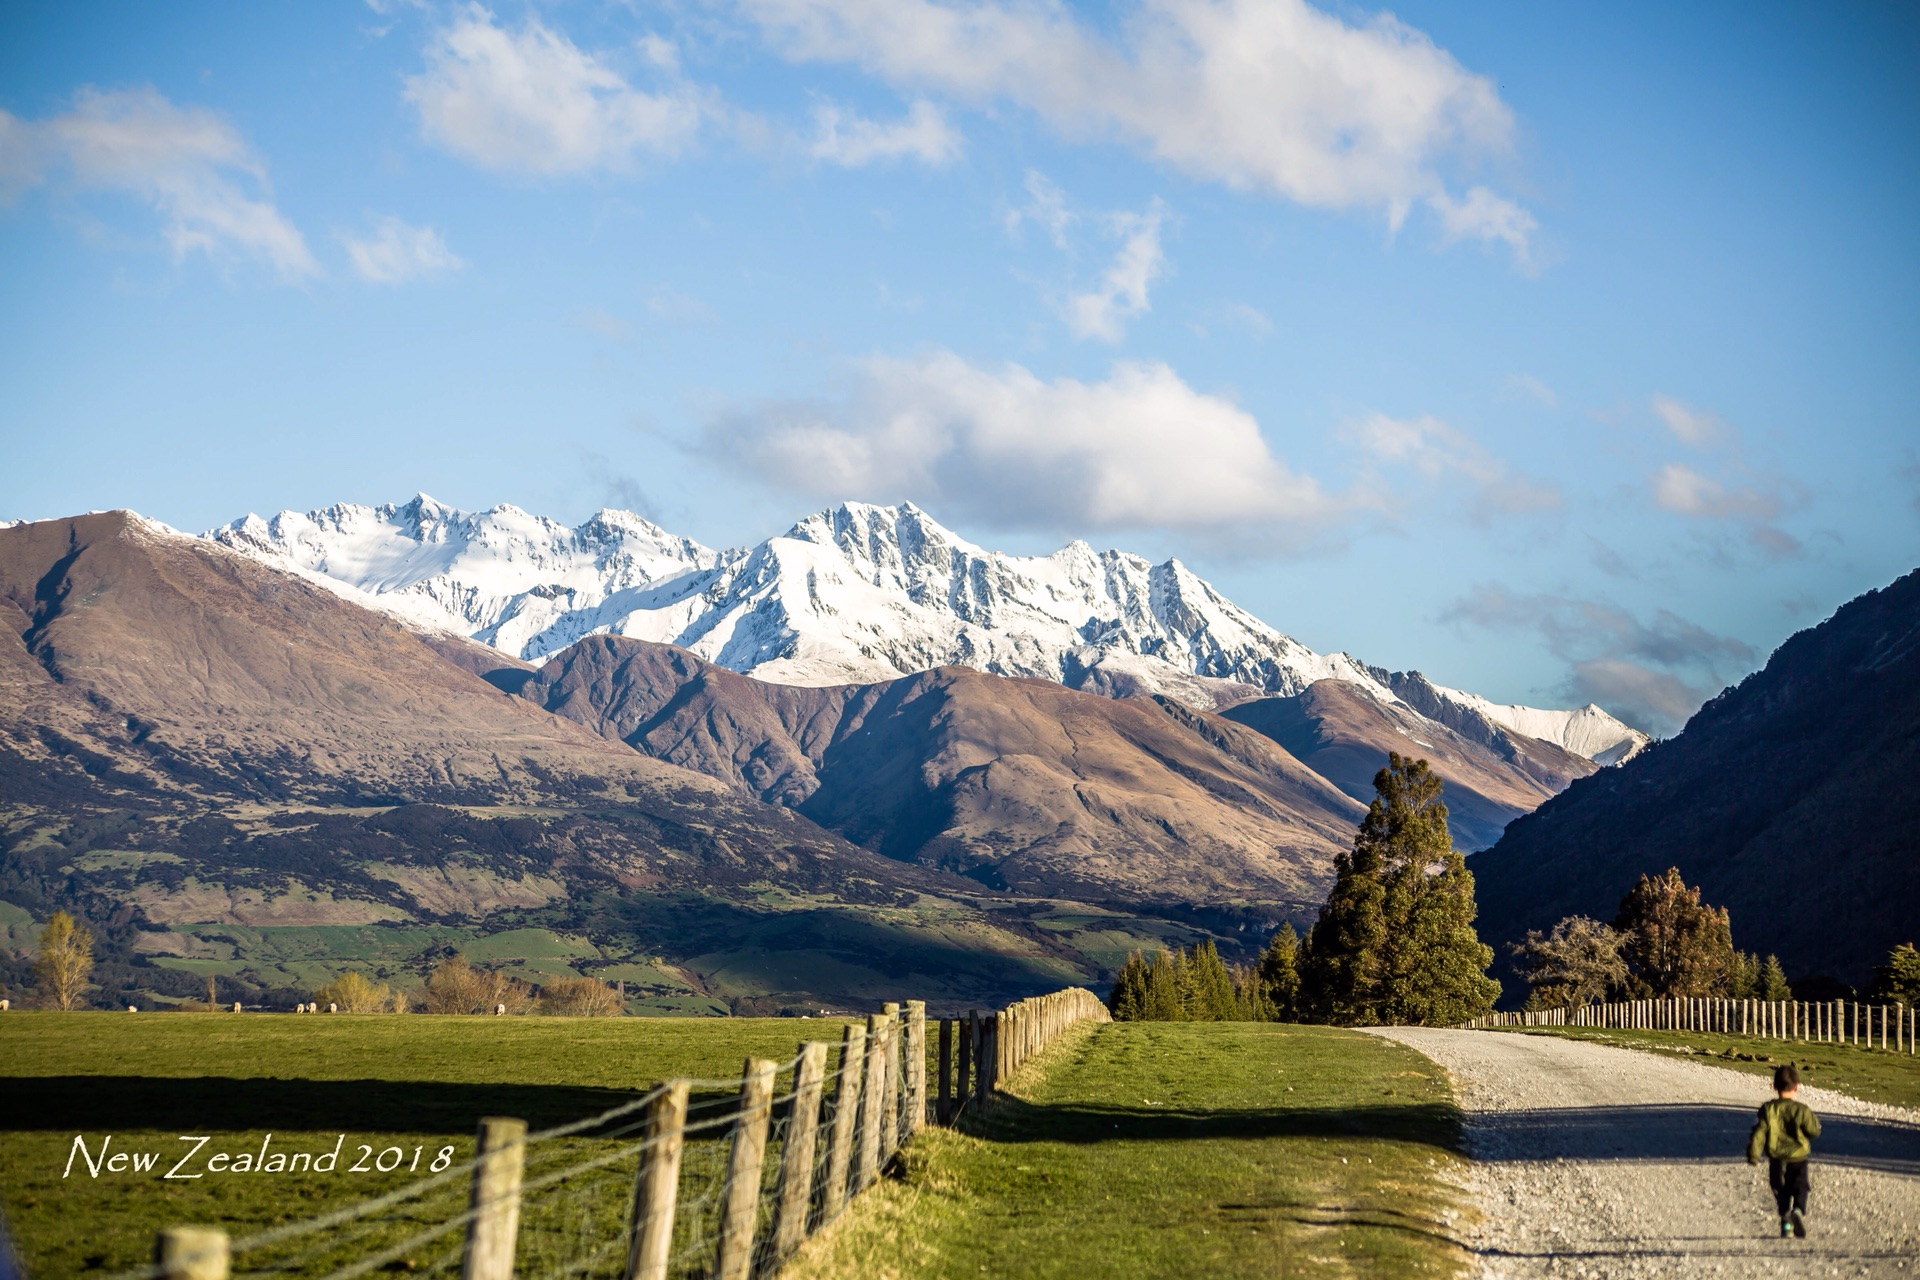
1107;753;1920;1026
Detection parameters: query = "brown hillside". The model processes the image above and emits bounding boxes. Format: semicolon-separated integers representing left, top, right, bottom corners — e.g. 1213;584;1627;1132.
1222;679;1596;851
522;636;1369;912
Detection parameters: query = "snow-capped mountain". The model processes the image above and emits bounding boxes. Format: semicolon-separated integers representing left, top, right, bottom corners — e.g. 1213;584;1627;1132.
208;495;1648;765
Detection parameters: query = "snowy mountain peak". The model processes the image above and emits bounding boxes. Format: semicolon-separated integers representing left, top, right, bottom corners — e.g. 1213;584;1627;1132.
205;496;1650;765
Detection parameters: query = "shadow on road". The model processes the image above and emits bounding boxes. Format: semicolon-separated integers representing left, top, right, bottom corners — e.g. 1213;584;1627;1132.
1467;1101;1920;1175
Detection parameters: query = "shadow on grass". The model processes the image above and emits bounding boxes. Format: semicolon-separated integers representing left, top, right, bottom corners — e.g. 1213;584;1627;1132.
0;1077;760;1136
959;1092;1465;1153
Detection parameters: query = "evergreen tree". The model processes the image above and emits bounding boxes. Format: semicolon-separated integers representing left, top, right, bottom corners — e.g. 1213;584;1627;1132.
1297;753;1499;1026
1143;948;1182;1021
1757;954;1793;1001
1256;923;1302;1021
1612;867;1737;997
1726;951;1762;999
1179;940;1239;1020
1107;951;1150;1020
1868;943;1920;1004
1232;961;1277;1020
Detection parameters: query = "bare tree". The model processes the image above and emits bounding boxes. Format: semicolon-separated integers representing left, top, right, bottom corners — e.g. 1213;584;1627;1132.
1511;916;1628;1007
316;971;397;1013
537;974;625;1017
422;956;533;1014
33;911;94;1010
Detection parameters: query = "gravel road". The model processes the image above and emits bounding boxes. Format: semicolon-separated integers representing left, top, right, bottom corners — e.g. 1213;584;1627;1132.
1370;1028;1920;1278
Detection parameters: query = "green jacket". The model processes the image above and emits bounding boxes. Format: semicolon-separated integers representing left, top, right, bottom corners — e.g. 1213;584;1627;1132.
1748;1097;1821;1163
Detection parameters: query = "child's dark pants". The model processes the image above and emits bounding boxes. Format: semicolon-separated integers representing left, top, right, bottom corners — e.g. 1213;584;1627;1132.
1769;1158;1810;1218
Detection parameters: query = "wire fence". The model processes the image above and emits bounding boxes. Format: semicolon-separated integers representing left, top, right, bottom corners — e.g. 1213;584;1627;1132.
1467;995;1914;1053
129;988;1110;1280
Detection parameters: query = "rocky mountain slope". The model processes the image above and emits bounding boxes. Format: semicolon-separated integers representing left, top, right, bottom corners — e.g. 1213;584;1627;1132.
209;496;1648;765
1471;567;1920;991
1222;679;1596;852
515;635;1367;913
0;513;1129;1010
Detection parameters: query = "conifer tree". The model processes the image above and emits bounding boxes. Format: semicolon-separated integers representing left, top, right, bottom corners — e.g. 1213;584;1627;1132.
1297;754;1499;1025
1257;923;1302;1021
1143;948;1182;1021
1727;951;1762;999
1107;951;1151;1020
1757;954;1793;1001
1232;961;1276;1020
1868;943;1920;1004
1179;939;1239;1020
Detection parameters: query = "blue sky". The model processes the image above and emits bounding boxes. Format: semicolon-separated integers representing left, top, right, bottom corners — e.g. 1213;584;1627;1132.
2;1;1917;733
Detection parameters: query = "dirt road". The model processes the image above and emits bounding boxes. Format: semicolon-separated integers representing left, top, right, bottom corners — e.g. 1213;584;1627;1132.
1371;1028;1920;1278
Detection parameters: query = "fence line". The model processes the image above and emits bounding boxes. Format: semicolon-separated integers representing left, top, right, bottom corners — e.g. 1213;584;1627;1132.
1466;996;1914;1054
136;987;1109;1280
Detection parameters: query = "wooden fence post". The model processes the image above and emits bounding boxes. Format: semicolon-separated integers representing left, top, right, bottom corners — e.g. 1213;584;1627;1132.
623;1080;690;1280
967;1013;983;1105
856;1013;886;1191
937;1017;953;1124
154;1228;228;1280
713;1057;777;1280
905;1000;927;1137
768;1043;828;1266
461;1117;527;1280
820;1023;865;1222
879;1005;902;1161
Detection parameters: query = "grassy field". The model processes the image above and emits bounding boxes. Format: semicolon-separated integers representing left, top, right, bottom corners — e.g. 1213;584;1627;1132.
1502;1026;1920;1109
0;1010;857;1276
785;1021;1473;1280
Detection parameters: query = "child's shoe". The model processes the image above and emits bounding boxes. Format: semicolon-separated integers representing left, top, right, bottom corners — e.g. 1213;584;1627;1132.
1789;1209;1808;1239
1779;1219;1792;1237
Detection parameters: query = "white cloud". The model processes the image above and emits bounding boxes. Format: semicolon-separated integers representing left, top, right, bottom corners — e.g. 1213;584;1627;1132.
1;87;317;279
703;349;1355;537
810;98;961;166
343;216;464;283
740;0;1533;263
1065;201;1166;342
1644;397;1805;557
1504;373;1557;407
1003;169;1074;246
1428;185;1538;271
1651;394;1728;447
1342;412;1559;518
406;7;703;176
1649;462;1781;521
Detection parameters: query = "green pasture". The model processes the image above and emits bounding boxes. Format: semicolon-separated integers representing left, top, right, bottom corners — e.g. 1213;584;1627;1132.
787;1021;1472;1280
1505;1025;1920;1110
0;1010;858;1276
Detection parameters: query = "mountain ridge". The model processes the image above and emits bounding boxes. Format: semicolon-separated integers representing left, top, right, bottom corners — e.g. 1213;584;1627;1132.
208;494;1649;767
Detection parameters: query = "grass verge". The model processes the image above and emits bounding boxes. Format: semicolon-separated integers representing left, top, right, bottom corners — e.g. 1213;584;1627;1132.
0;1010;853;1276
1503;1026;1920;1109
783;1021;1472;1280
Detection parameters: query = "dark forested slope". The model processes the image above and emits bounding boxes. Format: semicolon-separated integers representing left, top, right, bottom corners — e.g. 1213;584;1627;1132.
1472;568;1920;990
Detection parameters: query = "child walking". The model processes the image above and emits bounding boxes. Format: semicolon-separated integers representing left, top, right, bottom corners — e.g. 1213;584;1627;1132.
1748;1063;1821;1238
